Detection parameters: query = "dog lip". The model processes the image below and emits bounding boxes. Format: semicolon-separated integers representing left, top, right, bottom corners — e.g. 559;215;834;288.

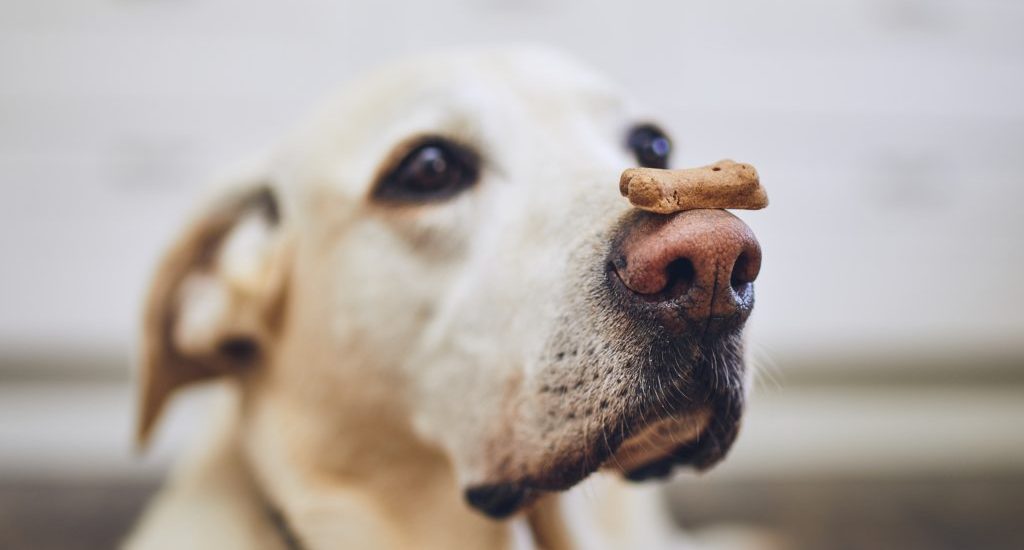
603;411;712;474
616;425;722;482
464;409;741;518
465;328;747;518
464;483;537;519
621;437;705;481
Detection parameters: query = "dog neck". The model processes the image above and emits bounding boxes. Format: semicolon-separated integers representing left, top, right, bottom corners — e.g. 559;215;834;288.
234;371;527;549
130;382;594;550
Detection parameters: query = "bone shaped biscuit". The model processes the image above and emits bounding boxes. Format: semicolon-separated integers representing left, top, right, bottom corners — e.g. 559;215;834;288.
619;160;768;214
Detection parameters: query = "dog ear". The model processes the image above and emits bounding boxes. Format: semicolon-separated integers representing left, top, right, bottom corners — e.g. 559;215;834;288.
136;183;290;448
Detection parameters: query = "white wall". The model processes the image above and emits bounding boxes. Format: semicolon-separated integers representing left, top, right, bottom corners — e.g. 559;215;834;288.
1;0;1022;369
2;0;1023;483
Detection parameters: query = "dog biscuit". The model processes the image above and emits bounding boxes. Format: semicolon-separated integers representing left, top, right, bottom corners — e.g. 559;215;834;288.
619;160;768;214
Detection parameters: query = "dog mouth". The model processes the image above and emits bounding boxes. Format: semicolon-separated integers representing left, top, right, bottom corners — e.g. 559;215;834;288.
598;381;743;484
464;400;740;519
464;341;746;519
602;409;713;479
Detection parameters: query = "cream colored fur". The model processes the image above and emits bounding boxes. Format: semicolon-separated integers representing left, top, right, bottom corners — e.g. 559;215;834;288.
125;46;752;550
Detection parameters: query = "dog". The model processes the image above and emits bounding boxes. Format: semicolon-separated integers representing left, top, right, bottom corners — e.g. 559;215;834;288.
125;46;763;550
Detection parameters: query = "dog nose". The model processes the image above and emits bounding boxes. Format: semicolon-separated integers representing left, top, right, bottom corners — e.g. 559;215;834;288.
609;209;762;337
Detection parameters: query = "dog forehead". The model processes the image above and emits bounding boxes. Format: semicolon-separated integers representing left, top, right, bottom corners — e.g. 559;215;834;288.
293;46;627;142
367;46;626;107
480;46;625;100
272;47;634;204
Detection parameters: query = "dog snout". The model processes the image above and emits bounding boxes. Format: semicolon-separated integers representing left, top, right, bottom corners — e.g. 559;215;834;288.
609;209;762;337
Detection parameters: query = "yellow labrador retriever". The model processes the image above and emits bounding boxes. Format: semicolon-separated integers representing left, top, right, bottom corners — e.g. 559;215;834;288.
126;46;762;550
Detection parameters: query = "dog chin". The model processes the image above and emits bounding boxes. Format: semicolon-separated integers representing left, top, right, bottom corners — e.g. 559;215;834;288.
611;334;748;481
464;405;740;519
464;336;746;519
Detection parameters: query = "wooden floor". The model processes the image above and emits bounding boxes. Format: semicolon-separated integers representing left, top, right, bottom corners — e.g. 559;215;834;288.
0;475;1022;549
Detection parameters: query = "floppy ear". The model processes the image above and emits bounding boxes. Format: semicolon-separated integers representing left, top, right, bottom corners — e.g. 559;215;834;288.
136;183;290;448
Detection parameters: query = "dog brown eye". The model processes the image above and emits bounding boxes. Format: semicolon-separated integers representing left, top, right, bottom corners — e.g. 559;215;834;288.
627;124;672;169
373;138;480;203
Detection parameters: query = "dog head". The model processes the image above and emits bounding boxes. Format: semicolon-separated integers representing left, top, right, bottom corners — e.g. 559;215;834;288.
137;47;761;519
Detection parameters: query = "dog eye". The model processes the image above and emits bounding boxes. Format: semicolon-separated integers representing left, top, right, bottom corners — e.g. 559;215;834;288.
627;124;672;169
373;138;480;203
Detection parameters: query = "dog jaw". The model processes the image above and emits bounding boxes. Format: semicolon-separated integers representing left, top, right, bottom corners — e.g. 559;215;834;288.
462;306;749;519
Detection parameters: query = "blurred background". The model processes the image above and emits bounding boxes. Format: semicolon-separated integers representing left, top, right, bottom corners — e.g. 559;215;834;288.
1;1;1022;548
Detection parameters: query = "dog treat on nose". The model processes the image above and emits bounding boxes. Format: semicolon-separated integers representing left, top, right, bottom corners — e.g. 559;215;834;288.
619;160;768;214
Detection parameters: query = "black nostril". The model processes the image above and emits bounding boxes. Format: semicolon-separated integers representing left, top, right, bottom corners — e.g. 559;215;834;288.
730;251;755;292
664;257;696;298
